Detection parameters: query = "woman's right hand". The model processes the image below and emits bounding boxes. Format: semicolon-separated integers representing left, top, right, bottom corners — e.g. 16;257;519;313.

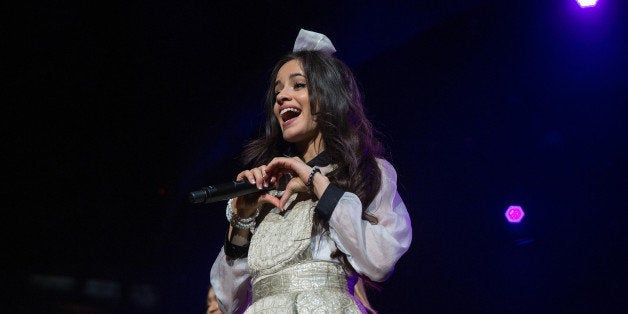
231;165;281;218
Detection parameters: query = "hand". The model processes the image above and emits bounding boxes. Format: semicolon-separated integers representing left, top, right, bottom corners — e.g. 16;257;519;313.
265;157;330;210
233;165;281;217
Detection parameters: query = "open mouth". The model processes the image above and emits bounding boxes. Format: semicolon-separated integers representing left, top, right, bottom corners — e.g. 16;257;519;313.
280;107;301;123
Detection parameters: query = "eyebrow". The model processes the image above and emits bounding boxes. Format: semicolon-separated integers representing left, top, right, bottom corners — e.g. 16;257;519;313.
274;73;306;87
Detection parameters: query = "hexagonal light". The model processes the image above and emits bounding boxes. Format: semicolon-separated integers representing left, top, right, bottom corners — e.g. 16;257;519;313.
505;205;525;223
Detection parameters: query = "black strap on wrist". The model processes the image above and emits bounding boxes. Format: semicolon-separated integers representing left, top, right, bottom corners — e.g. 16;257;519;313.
314;183;344;221
224;231;250;259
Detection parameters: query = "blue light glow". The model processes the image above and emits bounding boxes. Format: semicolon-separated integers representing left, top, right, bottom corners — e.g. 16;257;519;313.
577;0;598;8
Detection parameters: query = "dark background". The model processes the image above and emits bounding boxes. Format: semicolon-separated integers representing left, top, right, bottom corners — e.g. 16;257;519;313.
6;0;628;313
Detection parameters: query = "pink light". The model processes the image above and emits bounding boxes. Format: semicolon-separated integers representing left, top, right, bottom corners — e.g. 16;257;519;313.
505;205;525;223
576;0;598;8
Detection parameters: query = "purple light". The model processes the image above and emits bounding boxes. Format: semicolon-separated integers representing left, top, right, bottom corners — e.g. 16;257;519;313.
505;205;525;223
576;0;598;8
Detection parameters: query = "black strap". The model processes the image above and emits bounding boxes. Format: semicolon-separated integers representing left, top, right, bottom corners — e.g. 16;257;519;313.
224;231;250;259
314;183;344;221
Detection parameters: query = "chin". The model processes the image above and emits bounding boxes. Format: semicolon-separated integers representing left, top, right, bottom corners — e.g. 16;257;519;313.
281;130;305;143
281;134;301;143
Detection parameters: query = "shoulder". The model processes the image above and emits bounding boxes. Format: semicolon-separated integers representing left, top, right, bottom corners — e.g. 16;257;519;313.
375;158;397;184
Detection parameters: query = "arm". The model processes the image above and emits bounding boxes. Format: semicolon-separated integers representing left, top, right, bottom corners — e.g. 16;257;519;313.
324;159;412;281
210;247;251;314
209;165;280;313
263;157;412;280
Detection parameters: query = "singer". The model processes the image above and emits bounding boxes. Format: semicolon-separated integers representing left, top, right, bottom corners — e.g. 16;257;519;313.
209;29;412;313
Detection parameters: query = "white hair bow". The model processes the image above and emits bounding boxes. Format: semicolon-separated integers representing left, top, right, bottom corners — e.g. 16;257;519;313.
293;29;336;54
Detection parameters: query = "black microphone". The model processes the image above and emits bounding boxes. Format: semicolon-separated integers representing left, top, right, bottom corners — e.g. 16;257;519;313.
188;175;290;204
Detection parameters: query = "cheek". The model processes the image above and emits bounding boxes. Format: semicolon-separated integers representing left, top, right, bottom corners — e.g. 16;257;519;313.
273;108;284;129
298;97;311;114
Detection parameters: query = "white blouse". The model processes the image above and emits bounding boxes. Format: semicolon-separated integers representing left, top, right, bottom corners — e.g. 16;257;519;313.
210;159;412;313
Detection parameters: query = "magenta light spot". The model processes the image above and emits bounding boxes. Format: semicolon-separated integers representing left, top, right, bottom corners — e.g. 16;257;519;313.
576;0;598;8
505;205;525;223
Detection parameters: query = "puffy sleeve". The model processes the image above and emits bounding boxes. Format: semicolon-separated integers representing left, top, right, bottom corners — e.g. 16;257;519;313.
210;248;251;314
323;159;412;282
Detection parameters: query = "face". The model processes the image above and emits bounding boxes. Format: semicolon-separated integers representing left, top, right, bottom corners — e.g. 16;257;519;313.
273;59;319;145
206;288;222;314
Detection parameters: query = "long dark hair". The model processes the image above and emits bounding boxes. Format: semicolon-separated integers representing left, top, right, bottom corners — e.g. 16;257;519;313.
243;50;383;220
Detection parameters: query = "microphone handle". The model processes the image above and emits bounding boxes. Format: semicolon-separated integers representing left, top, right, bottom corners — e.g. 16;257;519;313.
188;180;271;204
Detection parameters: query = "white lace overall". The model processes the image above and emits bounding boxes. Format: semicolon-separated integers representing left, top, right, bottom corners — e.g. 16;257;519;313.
246;194;364;313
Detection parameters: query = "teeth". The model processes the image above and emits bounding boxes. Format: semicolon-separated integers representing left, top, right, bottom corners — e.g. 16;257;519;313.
280;108;300;115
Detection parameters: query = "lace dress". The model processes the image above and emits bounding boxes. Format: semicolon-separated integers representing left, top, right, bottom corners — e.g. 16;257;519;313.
245;194;364;313
210;158;412;314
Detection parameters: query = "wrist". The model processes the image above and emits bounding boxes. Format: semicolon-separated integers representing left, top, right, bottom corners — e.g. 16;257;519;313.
224;229;250;259
231;197;258;218
229;228;250;245
311;172;330;198
226;198;260;231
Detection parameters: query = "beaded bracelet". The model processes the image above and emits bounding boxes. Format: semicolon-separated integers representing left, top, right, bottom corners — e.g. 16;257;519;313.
306;166;321;190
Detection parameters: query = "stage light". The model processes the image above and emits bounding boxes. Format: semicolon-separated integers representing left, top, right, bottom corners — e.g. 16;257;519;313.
576;0;598;8
505;205;525;223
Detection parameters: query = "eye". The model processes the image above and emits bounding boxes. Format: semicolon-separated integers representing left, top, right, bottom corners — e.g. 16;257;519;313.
294;82;307;89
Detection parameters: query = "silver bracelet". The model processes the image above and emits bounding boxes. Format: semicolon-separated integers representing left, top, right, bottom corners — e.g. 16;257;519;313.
226;198;260;230
233;217;256;230
225;198;235;222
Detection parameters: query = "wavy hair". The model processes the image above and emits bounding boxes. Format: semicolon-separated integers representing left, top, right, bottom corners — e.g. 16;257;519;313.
242;50;383;221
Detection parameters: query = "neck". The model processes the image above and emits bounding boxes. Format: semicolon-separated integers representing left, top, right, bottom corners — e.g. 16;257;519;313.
297;132;325;163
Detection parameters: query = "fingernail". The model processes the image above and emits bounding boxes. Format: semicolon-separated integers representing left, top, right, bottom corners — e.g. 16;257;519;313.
263;182;268;188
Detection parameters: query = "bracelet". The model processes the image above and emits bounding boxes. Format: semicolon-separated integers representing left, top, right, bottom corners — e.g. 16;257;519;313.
232;217;256;231
225;199;235;222
306;166;321;189
226;199;259;223
226;198;260;231
226;199;258;223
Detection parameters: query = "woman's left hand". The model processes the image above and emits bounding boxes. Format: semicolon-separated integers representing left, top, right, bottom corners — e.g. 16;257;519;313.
265;157;326;210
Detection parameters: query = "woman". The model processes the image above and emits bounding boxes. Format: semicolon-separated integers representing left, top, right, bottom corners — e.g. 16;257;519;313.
210;29;412;313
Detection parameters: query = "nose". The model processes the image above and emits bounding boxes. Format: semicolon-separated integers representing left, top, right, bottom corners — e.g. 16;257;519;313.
275;87;291;104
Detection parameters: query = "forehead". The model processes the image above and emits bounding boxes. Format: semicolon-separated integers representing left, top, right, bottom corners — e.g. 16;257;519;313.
276;59;304;80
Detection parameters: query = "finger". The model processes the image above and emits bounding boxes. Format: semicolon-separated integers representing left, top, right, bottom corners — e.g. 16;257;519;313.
260;165;269;188
254;167;269;189
263;169;275;185
261;165;268;176
237;170;256;185
269;174;282;188
250;167;264;189
278;189;293;211
258;193;281;209
265;157;291;173
286;177;307;194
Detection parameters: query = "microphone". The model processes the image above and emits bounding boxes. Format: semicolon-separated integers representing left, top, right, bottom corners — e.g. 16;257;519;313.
188;175;290;204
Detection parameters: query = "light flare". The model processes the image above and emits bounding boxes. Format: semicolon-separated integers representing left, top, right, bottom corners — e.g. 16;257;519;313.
576;0;598;8
505;205;525;223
